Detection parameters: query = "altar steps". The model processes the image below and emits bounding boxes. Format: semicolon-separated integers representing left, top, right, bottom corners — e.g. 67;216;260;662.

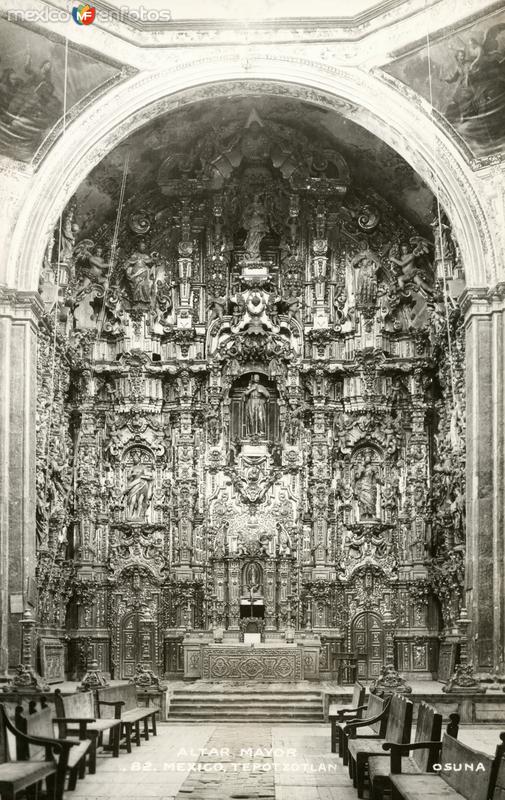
168;687;325;722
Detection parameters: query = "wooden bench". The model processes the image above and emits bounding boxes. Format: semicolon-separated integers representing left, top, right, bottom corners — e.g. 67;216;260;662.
328;681;366;755
341;693;390;767
347;692;413;798
54;688;121;770
367;702;445;800
0;702;61;800
96;684;160;753
389;729;505;800
14;703;92;799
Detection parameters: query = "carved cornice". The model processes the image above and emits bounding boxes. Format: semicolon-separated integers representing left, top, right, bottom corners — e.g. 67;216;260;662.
0;286;44;322
460;285;505;319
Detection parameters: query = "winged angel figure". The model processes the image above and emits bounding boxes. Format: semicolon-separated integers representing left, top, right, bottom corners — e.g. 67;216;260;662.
388;237;434;296
444;22;505;133
73;240;109;288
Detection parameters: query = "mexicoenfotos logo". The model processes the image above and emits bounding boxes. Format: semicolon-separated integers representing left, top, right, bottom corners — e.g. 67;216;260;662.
72;3;96;24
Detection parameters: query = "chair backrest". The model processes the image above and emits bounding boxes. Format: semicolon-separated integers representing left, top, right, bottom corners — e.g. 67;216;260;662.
0;704;14;763
16;706;53;761
351;682;366;710
55;689;94;719
363;693;389;736
440;733;493;800
412;702;443;772
385;694;413;744
97;684;137;716
492;755;505;800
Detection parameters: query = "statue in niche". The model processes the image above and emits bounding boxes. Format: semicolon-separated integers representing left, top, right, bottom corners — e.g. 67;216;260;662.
244;374;270;437
59;208;80;264
276;522;292;555
122;451;154;520
241;194;268;261
351;246;381;307
389;241;434;295
354;456;380;519
245;562;262;593
124;241;154;302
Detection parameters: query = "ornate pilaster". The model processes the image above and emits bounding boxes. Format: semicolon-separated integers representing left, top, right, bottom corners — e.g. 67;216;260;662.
0;288;43;677
461;287;505;675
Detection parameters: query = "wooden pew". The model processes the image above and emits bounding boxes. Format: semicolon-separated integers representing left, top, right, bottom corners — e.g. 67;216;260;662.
15;704;91;798
341;693;391;767
328;681;366;755
346;693;413;798
367;702;446;800
54;688;121;770
0;702;60;800
389;729;505;800
96;684;160;753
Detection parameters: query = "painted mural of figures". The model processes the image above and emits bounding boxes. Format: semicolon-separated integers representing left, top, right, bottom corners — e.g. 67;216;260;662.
244;374;270;437
0;55;61;155
124;241;154;302
444;25;505;131
241;194;268;261
354;456;380;519
122;452;154;520
351;246;381;307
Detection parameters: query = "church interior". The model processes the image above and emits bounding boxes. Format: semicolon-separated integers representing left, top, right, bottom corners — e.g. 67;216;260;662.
1;0;505;797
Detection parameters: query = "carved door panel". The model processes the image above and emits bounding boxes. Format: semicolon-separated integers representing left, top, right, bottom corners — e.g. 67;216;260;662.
120;613;156;679
352;612;383;681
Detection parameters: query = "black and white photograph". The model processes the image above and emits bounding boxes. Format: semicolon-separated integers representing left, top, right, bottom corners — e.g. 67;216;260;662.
0;1;504;798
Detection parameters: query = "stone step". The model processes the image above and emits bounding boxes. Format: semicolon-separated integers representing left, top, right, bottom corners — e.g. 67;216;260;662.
167;717;323;723
170;703;322;713
170;697;322;710
170;694;322;703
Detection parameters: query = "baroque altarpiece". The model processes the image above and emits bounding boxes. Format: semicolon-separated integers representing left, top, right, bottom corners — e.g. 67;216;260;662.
35;108;465;683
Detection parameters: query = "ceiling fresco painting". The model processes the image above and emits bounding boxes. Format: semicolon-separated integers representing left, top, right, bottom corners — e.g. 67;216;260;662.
384;9;505;160
0;19;123;163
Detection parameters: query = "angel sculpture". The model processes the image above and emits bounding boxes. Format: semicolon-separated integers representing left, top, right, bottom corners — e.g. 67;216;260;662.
389;239;434;296
74;240;109;289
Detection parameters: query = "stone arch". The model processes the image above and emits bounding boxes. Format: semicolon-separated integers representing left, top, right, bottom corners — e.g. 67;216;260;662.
4;55;494;291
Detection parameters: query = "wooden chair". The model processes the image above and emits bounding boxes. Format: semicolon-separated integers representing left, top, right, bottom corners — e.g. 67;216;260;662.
15;704;91;798
390;729;505;800
367;702;446;800
0;702;60;800
341;693;391;767
54;688;121;771
328;681;366;754
347;693;413;798
96;684;160;753
491;742;505;799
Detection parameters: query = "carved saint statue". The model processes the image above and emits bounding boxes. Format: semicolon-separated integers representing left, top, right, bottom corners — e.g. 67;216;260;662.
351;247;381;307
125;241;154;302
241;194;268;261
354;456;380;519
122;452;154;520
244;374;270;437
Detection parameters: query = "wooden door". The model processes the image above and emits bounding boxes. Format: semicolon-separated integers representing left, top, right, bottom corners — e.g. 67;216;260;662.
120;612;156;679
351;612;384;681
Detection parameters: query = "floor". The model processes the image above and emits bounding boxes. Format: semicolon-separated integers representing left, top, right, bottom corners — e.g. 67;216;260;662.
66;721;505;800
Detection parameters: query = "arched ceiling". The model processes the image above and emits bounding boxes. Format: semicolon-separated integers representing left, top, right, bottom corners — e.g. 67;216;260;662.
73;94;435;245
